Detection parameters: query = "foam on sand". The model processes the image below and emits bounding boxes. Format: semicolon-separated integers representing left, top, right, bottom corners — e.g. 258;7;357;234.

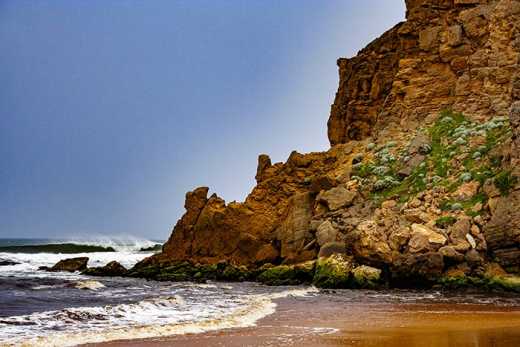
0;287;318;347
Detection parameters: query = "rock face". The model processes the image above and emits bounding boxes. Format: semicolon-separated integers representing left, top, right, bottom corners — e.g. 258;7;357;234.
328;0;520;145
131;1;520;291
146;147;356;267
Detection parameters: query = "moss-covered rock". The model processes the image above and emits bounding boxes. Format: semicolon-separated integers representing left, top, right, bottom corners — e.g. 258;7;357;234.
126;264;161;279
484;263;520;292
351;265;382;289
156;261;196;281
313;254;353;288
438;267;481;289
218;264;252;281
257;261;315;286
438;264;520;292
487;275;520;292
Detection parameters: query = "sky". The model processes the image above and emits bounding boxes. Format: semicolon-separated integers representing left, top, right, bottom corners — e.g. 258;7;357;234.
0;1;405;240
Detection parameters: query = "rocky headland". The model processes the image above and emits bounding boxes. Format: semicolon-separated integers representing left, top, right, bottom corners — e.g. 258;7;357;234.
93;0;520;291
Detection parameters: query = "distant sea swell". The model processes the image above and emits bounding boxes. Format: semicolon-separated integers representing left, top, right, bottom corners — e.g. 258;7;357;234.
0;237;162;253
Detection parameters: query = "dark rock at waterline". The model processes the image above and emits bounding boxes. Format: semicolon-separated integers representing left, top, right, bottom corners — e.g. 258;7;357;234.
81;261;128;277
43;257;89;272
0;259;20;266
127;260;256;283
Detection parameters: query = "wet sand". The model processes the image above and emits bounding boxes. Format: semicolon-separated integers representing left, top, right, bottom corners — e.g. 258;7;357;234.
87;291;520;347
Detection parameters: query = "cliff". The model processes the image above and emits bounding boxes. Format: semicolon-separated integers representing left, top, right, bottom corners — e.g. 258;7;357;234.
130;0;520;290
328;0;519;145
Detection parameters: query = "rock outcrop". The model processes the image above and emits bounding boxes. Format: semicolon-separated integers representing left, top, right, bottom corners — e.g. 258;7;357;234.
44;257;89;272
82;261;128;277
141;146;359;268
130;0;520;291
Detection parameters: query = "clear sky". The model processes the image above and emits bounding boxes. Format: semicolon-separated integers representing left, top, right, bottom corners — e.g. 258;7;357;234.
0;1;405;240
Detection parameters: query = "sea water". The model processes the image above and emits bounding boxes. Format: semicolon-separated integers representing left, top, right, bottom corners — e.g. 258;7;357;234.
0;238;317;346
2;239;520;347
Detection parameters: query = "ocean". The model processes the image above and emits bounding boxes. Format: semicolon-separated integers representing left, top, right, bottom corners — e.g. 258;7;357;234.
2;238;520;347
0;238;316;346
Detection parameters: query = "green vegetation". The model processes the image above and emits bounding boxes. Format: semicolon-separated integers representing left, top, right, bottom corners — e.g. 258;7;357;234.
494;170;517;196
257;261;315;286
352;110;513;205
429;110;466;178
435;216;457;228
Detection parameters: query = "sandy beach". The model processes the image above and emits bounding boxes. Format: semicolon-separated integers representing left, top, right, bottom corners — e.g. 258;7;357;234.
85;290;520;347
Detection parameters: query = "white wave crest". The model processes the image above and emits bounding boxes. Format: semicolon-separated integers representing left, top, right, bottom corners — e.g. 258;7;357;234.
65;235;162;252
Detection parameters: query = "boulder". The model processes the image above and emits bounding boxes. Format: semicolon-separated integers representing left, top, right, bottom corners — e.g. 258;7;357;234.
408;224;447;253
348;220;392;265
351;265;382;289
48;257;89;272
316;186;356;211
392;252;444;284
313;253;353;288
389;227;411;251
438;246;464;263
449;218;472;252
82;261;128;277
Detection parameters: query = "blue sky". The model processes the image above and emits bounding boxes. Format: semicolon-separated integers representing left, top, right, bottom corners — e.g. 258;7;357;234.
0;1;405;240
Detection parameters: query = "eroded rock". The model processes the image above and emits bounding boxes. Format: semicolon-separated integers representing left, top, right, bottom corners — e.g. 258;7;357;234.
82;261;128;277
47;257;89;273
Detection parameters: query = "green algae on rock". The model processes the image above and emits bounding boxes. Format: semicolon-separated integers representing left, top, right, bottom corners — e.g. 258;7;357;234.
313;254;353;288
257;261;315;286
351;265;382;289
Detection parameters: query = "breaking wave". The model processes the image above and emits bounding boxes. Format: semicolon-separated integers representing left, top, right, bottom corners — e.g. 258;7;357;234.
66;236;162;252
0;286;318;347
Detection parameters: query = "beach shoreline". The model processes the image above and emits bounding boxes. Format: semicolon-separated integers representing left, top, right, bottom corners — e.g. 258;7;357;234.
84;290;520;347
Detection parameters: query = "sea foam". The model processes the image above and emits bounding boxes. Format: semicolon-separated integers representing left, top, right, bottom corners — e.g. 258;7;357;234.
0;286;318;347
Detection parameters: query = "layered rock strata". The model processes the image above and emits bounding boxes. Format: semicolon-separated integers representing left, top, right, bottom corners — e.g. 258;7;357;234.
328;0;520;145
